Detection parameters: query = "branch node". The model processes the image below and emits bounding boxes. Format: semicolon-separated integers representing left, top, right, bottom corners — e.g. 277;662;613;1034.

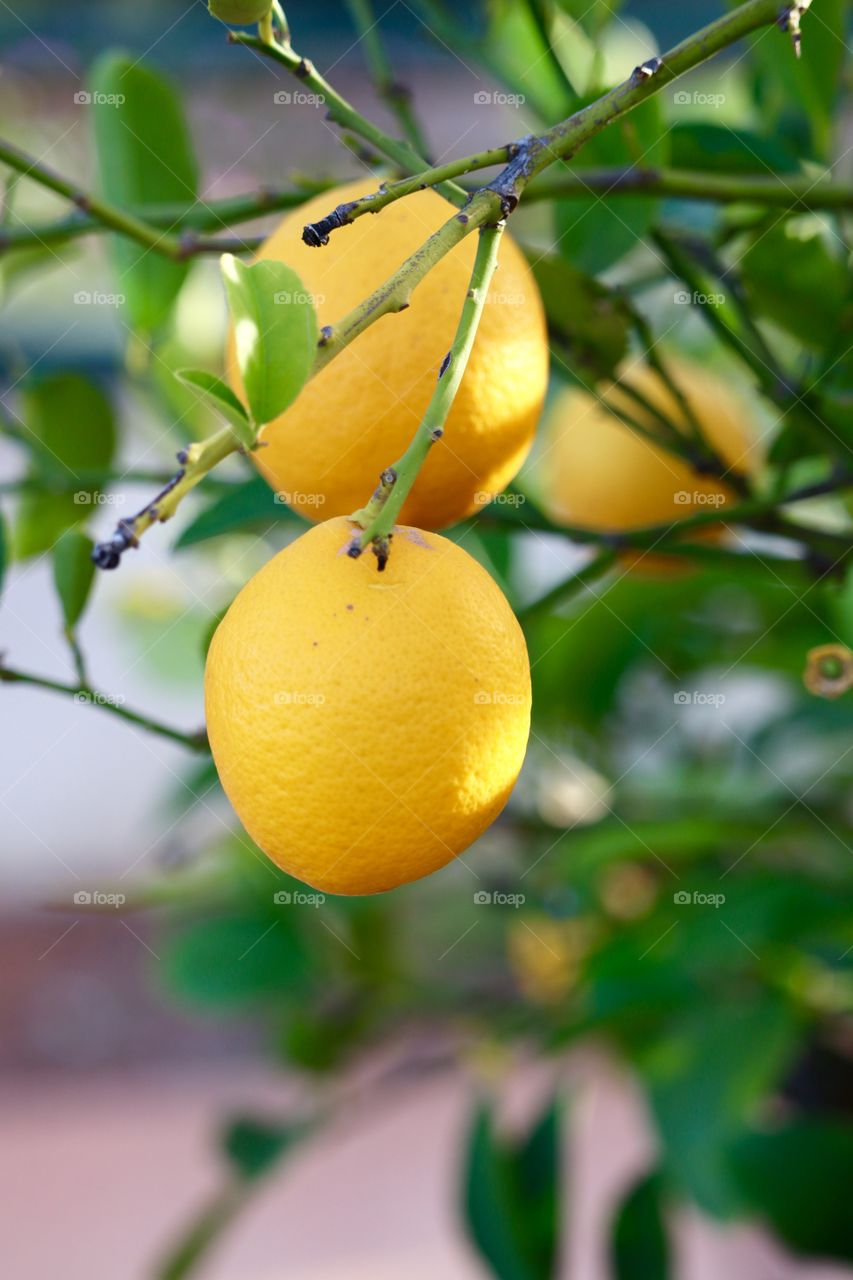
632;56;662;82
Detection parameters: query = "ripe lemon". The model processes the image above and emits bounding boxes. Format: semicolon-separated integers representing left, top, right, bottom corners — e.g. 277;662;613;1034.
541;360;760;568
227;180;549;529
205;517;531;895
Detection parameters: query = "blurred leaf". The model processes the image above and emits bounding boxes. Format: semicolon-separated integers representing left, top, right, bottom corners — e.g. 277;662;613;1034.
728;1120;853;1261
174;474;303;549
14;373;116;558
747;0;845;160
611;1172;670;1280
556;96;668;274
175;369;254;448
90;52;198;332
645;993;800;1217
222;1114;299;1181
52;529;96;630
464;1096;561;1280
740;224;848;351
221;254;318;427
0;506;6;599
484;0;577;120
555;0;621;37
668;123;799;176
530;254;630;378
160;913;309;1008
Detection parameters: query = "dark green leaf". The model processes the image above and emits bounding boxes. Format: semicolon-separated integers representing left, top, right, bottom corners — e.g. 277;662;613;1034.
556;96;668;274
556;0;622;37
52;529;96;630
611;1173;670;1280
669;123;799;176
222;1115;298;1181
221;253;318;427
89;52;198;332
160;914;309;1008
175;368;253;447
728;1121;853;1262
463;1097;561;1280
14;373;116;559
740;224;848;350
530;254;630;378
174;474;303;550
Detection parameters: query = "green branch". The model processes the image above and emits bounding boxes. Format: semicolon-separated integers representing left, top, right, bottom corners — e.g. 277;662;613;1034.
343;0;431;158
524;165;853;210
227;29;467;205
0;665;209;752
349;222;505;564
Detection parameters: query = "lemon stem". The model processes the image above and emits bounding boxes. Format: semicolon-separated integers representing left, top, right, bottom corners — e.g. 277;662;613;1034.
349;223;506;565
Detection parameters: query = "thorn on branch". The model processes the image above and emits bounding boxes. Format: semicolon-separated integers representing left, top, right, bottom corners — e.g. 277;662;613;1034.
438;352;452;379
372;534;391;572
780;1;813;57
632;56;662;83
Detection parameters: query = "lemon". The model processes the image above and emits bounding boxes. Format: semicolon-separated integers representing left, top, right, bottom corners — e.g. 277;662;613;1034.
205;518;531;894
541;359;760;568
228;180;549;529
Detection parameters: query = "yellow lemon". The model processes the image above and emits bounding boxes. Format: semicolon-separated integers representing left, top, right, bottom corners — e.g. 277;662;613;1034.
541;359;760;569
228;180;549;528
205;518;531;894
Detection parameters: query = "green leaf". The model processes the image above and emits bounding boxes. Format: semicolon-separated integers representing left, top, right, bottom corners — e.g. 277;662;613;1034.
529;254;630;379
221;253;318;428
740;224;848;350
222;1115;298;1182
556;0;622;37
669;123;799;176
464;1097;561;1280
89;52;198;332
556;95;669;274
176;368;254;447
174;474;303;550
52;529;96;630
645;994;800;1217
0;507;7;599
160;914;309;1008
611;1173;670;1280
728;1121;853;1262
14;373;116;559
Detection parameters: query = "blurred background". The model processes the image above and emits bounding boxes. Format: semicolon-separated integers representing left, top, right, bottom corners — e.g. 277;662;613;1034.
1;1;852;1277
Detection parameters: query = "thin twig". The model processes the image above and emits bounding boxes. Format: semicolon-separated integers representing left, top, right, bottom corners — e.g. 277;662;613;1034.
343;0;432;158
0;665;209;752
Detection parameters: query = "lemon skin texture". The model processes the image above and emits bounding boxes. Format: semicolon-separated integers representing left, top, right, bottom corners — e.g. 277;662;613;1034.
542;361;760;572
228;180;549;529
204;518;531;895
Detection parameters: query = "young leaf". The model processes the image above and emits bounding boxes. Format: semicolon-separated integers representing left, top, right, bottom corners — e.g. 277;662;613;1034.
174;475;302;550
222;1115;299;1182
89;53;198;332
175;368;254;448
221;254;318;428
52;529;96;630
611;1172;670;1280
14;372;116;559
